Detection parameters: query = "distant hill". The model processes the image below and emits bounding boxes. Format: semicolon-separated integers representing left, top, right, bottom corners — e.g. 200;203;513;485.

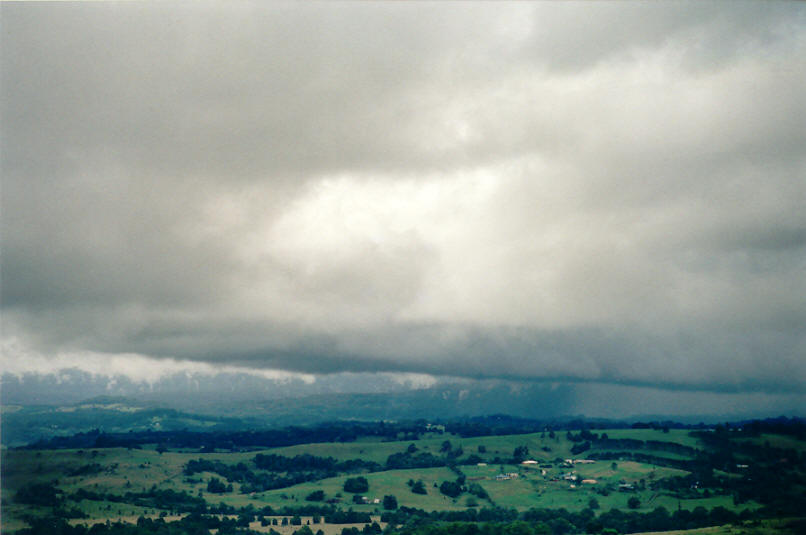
3;370;774;447
1;377;580;446
1;369;575;423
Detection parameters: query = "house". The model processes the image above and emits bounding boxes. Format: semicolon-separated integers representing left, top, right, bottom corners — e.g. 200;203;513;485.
581;479;597;485
521;460;538;465
495;474;511;481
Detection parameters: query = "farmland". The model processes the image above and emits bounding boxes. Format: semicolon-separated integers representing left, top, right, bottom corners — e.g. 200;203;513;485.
2;418;805;535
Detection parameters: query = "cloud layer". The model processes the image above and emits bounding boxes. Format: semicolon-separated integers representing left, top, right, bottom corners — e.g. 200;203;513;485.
3;2;805;393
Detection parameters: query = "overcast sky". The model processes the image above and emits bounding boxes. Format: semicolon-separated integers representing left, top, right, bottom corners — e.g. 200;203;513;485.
2;2;805;401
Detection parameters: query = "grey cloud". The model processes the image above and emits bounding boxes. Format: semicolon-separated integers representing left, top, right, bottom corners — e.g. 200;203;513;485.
2;2;806;395
2;3;504;182
522;2;801;73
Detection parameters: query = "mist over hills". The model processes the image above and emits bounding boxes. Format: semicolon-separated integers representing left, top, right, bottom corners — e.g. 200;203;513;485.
2;368;398;406
1;370;576;446
1;369;572;420
4;369;803;448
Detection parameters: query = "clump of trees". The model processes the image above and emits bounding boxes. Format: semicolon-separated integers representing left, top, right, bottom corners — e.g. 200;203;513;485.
343;477;369;493
206;477;232;494
408;479;427;495
439;480;462;498
15;483;63;506
306;490;325;502
467;483;489;501
513;445;529;463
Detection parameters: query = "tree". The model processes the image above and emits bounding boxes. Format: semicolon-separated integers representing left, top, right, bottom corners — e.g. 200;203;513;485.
411;480;427;495
207;477;227;494
14;483;62;506
570;441;591;455
382;495;398;510
440;440;453;453
585;520;603;534
343;477;369;493
588;498;600;510
439;480;462;498
466;454;483;464
533;522;551;535
513;445;530;462
549;518;574;535
468;482;489;500
306;490;325;502
501;520;535;535
363;522;382;535
628;497;641;509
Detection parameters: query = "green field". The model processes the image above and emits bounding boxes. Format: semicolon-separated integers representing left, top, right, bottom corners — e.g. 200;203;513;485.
597;429;703;449
7;446;740;517
3;425;803;534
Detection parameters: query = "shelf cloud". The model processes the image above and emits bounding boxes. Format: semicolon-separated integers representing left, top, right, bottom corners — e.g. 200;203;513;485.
3;2;805;394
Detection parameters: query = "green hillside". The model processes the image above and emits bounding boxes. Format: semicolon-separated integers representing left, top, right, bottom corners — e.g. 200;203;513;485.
2;421;804;535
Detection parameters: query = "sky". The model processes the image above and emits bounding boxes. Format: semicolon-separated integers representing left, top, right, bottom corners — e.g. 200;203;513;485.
2;2;805;414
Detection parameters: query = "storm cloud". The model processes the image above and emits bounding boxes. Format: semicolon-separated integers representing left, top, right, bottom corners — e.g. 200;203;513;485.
2;2;805;394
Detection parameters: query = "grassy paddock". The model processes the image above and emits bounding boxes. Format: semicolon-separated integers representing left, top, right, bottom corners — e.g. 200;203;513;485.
0;427;796;532
255;466;463;511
